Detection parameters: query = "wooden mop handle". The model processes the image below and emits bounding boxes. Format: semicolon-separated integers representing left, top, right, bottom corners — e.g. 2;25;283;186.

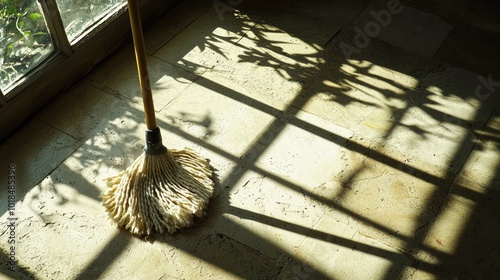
128;0;157;129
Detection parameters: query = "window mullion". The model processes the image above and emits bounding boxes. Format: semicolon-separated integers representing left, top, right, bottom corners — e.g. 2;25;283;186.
0;90;5;106
38;0;72;56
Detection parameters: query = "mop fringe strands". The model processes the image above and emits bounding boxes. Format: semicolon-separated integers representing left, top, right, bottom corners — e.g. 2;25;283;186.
102;147;214;235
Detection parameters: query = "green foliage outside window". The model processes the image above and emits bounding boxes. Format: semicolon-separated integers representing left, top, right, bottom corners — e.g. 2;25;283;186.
0;0;53;90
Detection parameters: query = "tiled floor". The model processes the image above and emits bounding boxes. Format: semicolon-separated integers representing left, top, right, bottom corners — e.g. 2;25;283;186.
1;0;500;279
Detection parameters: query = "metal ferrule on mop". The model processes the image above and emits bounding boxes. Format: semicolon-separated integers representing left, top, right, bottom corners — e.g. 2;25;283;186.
144;127;168;155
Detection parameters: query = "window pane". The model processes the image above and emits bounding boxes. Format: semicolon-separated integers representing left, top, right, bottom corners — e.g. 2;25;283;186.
57;0;126;43
0;0;54;92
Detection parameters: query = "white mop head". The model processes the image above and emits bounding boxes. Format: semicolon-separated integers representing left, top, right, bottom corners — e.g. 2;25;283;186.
101;148;214;235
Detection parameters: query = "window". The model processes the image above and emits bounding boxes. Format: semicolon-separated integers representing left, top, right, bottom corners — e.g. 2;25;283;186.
0;0;176;140
0;0;54;91
0;0;130;93
57;0;126;43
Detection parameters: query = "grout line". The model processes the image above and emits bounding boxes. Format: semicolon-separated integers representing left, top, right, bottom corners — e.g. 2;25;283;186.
323;0;373;47
36;118;82;144
451;108;495;179
28;120;86;188
150;1;213;56
431;23;457;61
324;26;343;47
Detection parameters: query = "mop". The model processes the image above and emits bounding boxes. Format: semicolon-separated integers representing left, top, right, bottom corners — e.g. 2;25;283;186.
101;0;215;235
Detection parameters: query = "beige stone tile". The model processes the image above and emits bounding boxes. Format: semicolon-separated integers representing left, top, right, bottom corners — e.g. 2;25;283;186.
400;0;500;34
326;153;449;250
199;37;305;111
154;6;347;114
72;232;279;280
0;171;120;279
95;238;168;279
147;233;282;279
353;0;454;57
0;120;81;214
144;0;212;55
242;8;344;47
295;36;436;138
38;81;149;143
156;67;354;201
378;67;494;178
158;73;275;159
194;21;339;114
87;46;197;111
434;24;500;78
153;8;256;75
200;1;362;116
284;0;371;23
297;57;415;139
406;268;453;280
411;177;500;279
318;33;493;180
208;170;327;261
238;0;370;41
459;115;500;187
409;115;500;278
254;109;353;188
278;214;413;279
326;25;444;73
